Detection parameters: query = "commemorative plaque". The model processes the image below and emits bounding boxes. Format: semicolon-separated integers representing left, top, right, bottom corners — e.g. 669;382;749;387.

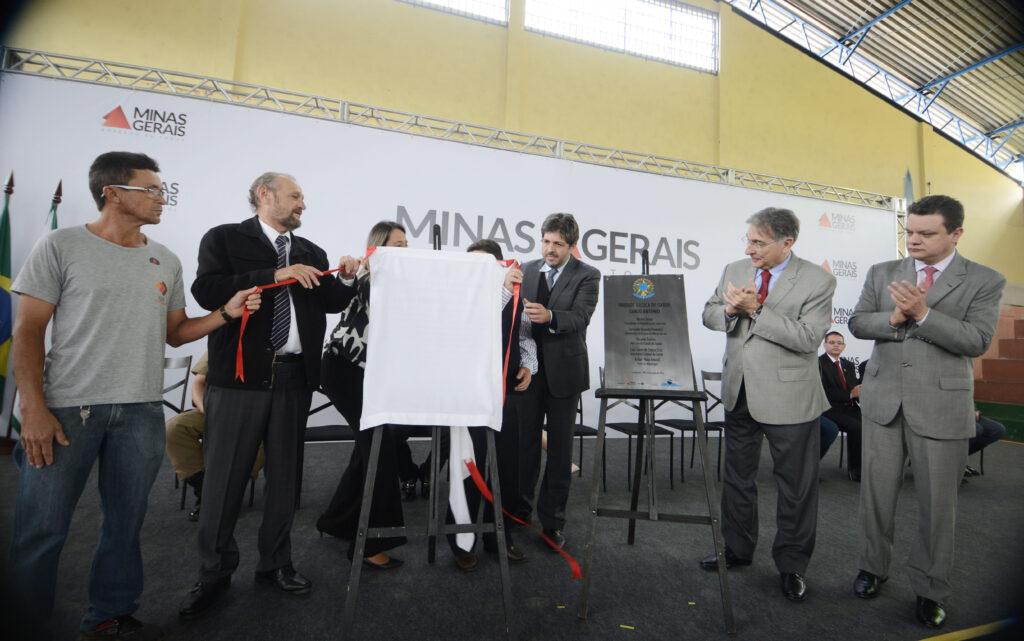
602;274;695;392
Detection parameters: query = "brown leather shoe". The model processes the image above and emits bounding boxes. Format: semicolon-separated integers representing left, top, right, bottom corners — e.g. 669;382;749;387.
454;551;477;573
506;544;527;564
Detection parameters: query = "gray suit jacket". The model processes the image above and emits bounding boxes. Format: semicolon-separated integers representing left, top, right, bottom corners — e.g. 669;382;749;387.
521;255;600;398
848;253;1004;439
702;253;835;425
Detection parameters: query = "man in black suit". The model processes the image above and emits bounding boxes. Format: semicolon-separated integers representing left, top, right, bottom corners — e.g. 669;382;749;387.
519;213;600;549
818;331;863;481
179;172;358;618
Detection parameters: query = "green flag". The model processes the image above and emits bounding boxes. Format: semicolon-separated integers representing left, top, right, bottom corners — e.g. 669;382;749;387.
1;173;14;408
46;180;61;230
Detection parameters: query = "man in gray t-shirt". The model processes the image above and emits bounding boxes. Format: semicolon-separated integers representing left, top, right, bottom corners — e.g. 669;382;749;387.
5;152;260;641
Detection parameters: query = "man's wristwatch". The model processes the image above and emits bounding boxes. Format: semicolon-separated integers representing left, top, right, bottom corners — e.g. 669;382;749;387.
748;305;763;321
219;305;234;322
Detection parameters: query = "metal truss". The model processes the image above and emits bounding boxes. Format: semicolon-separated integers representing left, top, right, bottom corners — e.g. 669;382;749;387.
723;1;1024;186
0;46;899;219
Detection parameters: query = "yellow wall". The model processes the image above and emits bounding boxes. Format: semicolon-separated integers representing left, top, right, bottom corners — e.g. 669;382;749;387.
5;0;1022;281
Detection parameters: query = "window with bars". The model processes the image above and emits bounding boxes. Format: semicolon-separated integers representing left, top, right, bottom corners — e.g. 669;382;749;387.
525;0;719;73
399;0;509;25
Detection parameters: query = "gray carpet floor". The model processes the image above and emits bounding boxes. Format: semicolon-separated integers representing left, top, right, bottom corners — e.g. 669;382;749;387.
1;434;1022;641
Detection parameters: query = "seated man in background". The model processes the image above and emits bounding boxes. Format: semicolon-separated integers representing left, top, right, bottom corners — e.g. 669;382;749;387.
819;415;840;461
964;407;1006;479
165;351;264;521
818;331;863;481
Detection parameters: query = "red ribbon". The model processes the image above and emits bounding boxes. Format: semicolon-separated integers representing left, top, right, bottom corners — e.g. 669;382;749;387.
465;458;581;579
235;266;344;381
498;259;520;404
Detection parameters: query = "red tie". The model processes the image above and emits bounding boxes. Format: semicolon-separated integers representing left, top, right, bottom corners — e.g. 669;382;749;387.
757;271;771;304
835;359;847;391
921;266;937;291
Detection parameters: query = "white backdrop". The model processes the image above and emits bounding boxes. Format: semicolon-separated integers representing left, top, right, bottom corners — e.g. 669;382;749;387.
0;73;897;427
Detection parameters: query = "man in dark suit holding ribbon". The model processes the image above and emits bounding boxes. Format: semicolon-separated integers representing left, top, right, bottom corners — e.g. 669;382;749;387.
179;172;358;618
518;213;600;550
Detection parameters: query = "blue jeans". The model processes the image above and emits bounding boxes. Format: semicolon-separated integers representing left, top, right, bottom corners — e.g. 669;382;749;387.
819;415;839;459
6;402;165;632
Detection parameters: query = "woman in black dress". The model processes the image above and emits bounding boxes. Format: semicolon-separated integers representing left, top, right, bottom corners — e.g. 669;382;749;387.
315;220;409;569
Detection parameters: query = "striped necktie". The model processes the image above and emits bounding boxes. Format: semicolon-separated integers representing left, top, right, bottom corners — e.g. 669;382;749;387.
270;235;290;350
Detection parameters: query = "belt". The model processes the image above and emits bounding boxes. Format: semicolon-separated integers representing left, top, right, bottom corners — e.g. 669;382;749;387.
273;353;304;364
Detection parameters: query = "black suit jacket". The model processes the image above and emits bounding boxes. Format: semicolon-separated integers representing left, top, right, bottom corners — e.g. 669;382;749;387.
521;255;600;398
192;216;355;390
818;353;860;410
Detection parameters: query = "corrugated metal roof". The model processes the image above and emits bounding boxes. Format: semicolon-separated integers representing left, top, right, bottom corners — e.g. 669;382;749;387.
735;0;1024;180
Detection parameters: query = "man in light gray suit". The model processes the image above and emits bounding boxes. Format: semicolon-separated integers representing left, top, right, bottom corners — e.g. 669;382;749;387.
699;207;835;603
850;195;1004;629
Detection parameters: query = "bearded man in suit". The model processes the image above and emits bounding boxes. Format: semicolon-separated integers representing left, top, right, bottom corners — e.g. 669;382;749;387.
518;213;600;551
699;207;836;603
849;195;1004;629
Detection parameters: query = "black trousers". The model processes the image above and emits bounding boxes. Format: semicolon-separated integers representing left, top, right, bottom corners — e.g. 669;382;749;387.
823;405;863;471
520;366;578;531
316;352;407;557
721;386;820;574
197;360;312;582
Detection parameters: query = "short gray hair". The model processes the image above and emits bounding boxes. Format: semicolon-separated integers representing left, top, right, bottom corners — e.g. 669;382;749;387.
746;207;800;242
248;172;295;211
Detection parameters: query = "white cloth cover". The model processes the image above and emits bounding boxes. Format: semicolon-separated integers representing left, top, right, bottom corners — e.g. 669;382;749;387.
360;247;504;430
449;425;475;552
361;248;504;549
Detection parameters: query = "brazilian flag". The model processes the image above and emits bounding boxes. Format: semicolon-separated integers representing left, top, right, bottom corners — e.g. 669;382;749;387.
0;177;13;403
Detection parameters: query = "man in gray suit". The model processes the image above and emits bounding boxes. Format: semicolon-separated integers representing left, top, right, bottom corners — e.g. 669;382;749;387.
519;213;600;550
700;207;835;603
849;195;1004;629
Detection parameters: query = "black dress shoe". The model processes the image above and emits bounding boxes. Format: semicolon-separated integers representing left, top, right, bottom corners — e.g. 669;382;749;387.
401;480;417;501
916;596;946;628
454;551;478;573
178;578;230;619
255;565;311;594
699;548;752;571
420;479;430;499
853;569;887;599
543;528;566;550
79;615;164;641
964;464;981;477
506;544;527;564
781;572;808;602
187;502;201;522
362;555;404;570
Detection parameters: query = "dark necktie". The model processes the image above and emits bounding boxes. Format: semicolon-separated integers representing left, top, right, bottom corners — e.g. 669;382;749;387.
270;235;290;351
835;359;847;391
757;271;771;304
547;267;558;291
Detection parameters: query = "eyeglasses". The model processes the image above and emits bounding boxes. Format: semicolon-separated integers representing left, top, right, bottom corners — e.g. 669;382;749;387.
107;185;166;200
741;235;781;250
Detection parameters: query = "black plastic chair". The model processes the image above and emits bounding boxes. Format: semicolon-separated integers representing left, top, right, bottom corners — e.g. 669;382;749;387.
654;370;724;482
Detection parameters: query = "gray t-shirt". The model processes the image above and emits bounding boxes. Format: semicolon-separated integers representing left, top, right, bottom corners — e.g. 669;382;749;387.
12;225;186;407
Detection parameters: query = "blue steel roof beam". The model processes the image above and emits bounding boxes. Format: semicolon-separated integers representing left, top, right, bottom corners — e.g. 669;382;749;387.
722;0;1024;185
819;0;917;65
986;122;1024;160
986;118;1024;137
915;43;1024;112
